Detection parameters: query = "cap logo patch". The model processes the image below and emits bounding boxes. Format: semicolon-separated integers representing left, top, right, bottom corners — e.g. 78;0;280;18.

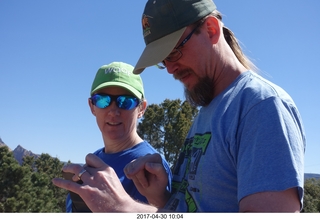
104;67;131;75
142;14;152;37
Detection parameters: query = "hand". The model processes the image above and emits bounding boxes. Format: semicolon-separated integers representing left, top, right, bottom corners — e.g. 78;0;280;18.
124;153;171;208
52;153;136;212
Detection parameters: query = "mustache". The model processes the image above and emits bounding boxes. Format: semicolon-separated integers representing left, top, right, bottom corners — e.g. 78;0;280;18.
173;68;214;107
173;68;194;81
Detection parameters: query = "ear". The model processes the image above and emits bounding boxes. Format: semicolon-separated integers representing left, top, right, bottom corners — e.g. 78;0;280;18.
204;16;221;44
137;99;147;118
88;98;96;116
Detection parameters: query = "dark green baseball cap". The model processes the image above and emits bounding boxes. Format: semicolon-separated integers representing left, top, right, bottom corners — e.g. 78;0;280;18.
133;0;216;74
91;62;144;99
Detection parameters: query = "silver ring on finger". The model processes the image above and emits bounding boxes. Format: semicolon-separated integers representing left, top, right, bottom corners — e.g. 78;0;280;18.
78;169;87;180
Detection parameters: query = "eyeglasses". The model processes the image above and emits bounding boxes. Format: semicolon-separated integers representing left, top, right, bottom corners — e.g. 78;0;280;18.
90;94;141;110
156;21;203;69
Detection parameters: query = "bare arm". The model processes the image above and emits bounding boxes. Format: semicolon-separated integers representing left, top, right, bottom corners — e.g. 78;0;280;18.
239;187;301;212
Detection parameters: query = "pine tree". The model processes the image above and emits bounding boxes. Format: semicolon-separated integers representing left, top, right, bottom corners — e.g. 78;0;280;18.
0;146;67;212
137;99;199;167
302;178;320;212
0;146;33;212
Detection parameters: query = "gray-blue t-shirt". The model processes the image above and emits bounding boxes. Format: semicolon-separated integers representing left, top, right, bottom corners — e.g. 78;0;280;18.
165;71;305;212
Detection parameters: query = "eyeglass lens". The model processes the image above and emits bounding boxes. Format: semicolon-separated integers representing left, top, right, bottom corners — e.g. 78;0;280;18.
156;21;203;69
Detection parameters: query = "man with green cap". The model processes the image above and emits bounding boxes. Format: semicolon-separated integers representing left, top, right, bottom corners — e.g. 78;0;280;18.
53;0;305;213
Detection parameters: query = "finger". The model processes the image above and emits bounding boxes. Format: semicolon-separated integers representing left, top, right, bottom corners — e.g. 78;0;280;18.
129;175;144;189
62;163;91;182
145;162;168;183
62;164;83;181
124;159;143;178
124;153;162;177
133;169;149;188
127;163;164;188
52;177;82;194
133;162;167;188
85;153;108;168
145;162;167;176
76;168;89;182
62;163;83;173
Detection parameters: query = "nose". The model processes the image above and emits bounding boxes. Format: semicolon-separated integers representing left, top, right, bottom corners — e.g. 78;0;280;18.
165;62;178;75
107;101;120;116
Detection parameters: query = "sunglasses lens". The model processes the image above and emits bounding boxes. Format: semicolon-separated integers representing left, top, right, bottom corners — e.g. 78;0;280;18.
91;94;111;109
91;94;140;110
117;96;139;110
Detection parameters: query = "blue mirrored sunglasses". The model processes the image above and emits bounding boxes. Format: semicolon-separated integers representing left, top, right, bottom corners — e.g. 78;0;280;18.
90;94;141;110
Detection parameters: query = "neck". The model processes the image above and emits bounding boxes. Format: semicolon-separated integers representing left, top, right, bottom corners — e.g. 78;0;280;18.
103;134;143;154
211;41;248;98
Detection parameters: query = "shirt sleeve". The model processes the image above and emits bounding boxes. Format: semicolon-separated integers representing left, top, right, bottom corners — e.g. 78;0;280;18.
236;96;305;203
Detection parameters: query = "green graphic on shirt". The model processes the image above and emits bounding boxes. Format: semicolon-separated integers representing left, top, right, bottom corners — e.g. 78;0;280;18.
170;132;211;212
185;190;197;212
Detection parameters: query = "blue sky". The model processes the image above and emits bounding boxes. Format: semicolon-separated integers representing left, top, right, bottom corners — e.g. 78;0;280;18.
1;0;319;174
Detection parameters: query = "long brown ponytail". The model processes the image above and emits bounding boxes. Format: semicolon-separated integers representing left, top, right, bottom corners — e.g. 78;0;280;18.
195;11;258;71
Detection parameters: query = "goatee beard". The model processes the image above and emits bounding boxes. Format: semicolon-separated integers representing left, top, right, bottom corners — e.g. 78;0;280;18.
184;76;214;107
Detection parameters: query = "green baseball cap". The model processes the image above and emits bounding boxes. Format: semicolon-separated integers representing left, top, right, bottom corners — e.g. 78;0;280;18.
133;0;216;74
90;62;144;99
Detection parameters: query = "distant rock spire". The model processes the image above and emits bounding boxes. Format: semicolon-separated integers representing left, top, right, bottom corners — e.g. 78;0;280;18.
13;145;40;165
0;137;13;152
0;137;8;148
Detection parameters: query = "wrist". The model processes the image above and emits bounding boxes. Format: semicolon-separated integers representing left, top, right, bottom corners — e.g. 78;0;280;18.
147;190;171;208
122;199;159;213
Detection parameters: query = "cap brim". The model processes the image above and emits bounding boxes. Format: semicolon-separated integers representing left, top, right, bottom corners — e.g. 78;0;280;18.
133;27;186;74
91;82;142;99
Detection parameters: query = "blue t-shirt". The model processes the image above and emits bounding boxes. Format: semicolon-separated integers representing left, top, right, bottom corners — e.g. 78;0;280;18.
165;71;305;212
66;140;172;212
